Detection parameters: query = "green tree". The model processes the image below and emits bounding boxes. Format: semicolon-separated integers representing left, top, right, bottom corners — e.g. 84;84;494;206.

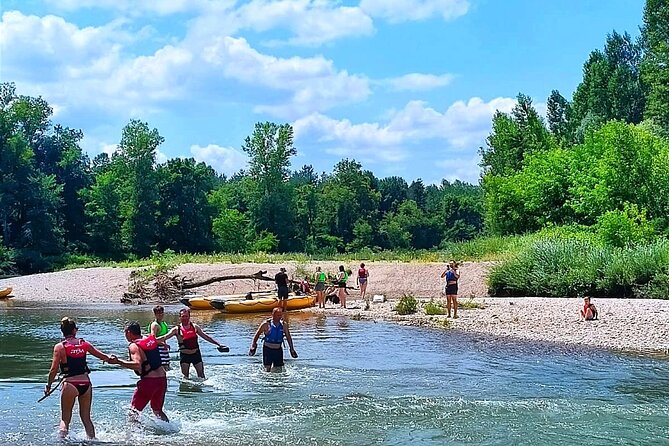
116;120;163;255
156;158;218;253
641;0;669;132
242;122;297;251
546;90;575;146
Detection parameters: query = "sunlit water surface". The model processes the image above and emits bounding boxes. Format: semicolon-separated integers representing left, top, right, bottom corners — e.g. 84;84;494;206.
1;302;669;445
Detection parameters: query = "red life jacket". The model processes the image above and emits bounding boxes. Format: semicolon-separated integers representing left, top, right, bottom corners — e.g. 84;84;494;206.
179;323;199;350
358;268;367;278
60;338;91;377
134;335;163;377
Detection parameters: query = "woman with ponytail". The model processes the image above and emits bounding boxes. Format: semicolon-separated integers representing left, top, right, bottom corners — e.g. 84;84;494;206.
45;317;114;440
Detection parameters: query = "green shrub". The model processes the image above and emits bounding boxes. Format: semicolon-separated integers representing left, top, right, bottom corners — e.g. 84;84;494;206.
423;299;446;315
488;237;669;298
458;298;485;309
395;294;418;315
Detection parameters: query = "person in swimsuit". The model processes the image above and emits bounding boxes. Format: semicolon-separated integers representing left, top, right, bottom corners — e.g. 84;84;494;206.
440;260;460;318
109;322;169;422
148;305;171;370
314;266;327;308
336;265;348;309
45;317;114;440
357;263;370;310
159;308;227;379
579;296;598;321
248;307;297;372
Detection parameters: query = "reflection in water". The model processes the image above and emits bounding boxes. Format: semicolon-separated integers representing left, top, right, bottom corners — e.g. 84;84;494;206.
1;303;669;445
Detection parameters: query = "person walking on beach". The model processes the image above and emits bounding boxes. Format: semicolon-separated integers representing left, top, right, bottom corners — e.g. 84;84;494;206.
357;263;370;310
45;317;114;440
248;307;298;372
148;305;171;370
158;308;228;379
108;322;169;422
441;260;460;318
314;266;327;308
336;265;348;309
275;267;290;311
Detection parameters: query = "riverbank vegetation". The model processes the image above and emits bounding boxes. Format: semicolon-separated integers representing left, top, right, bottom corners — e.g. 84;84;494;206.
2;1;669;301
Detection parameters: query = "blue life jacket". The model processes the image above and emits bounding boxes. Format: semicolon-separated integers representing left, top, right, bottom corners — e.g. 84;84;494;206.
446;270;457;281
264;319;284;344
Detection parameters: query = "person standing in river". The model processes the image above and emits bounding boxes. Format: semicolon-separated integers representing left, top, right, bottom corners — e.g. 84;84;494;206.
148;305;171;370
441;260;460;318
108;322;169;422
45;317;114;440
157;308;228;379
248;307;298;372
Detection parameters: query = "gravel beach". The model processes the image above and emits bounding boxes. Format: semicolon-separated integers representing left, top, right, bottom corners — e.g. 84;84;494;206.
2;261;669;354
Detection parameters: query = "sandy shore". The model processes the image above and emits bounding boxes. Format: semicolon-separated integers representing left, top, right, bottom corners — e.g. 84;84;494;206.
2;261;669;354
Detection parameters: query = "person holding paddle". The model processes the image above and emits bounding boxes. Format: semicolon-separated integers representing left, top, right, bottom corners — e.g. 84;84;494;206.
45;317;114;440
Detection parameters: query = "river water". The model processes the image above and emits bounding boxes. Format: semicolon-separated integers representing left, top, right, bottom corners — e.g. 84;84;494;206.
1;302;668;445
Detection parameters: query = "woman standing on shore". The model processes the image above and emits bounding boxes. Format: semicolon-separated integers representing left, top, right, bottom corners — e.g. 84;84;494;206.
337;265;348;309
357;263;370;310
441;261;460;318
45;317;113;440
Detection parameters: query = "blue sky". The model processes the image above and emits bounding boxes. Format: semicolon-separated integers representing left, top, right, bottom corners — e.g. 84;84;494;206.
0;0;644;184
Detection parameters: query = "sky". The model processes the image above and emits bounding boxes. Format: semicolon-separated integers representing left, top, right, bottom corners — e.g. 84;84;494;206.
0;0;644;184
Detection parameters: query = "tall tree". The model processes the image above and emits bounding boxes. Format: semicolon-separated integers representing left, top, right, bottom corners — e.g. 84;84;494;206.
242;122;297;251
116;120;163;255
641;0;669;132
546;90;574;146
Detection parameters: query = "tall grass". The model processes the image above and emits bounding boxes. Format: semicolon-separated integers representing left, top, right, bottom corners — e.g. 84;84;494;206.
488;238;669;298
59;236;536;272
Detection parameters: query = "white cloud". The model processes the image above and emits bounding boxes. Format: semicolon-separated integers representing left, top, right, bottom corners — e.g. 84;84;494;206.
294;96;518;177
45;0;218;15
202;36;370;117
360;0;469;23
234;0;374;46
383;73;454;91
1;11;369;120
190;144;248;176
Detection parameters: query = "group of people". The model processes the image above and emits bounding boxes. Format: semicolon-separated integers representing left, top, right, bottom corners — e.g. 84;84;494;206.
45;306;297;441
276;263;370;310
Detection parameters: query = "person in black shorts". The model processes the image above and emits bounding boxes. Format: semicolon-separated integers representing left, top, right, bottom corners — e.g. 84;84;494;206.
275;267;290;311
248;307;297;372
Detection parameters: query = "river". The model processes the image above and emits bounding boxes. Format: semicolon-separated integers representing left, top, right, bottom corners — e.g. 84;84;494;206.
1;302;668;445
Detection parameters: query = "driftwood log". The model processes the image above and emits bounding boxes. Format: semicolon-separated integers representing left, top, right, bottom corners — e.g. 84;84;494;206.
121;268;358;304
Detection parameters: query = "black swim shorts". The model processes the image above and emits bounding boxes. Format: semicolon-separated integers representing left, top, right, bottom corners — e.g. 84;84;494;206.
180;349;203;365
315;282;325;291
445;284;458;295
263;345;284;368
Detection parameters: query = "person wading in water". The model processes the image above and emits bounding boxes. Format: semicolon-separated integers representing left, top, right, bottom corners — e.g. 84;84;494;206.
45;317;114;440
248;307;298;372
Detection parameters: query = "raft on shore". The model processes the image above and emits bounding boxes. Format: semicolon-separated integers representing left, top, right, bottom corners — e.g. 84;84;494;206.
211;294;316;313
0;287;13;298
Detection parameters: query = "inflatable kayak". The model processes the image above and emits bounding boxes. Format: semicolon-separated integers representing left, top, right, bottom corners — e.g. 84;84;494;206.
218;295;316;314
0;287;12;298
180;296;214;310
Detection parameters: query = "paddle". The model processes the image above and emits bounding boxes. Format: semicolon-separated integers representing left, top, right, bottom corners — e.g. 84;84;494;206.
217;345;230;353
38;376;64;403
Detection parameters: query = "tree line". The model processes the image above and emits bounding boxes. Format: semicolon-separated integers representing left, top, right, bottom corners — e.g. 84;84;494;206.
0;87;482;274
480;0;669;246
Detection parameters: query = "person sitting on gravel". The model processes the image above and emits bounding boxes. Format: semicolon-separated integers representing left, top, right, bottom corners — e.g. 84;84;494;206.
579;296;598;321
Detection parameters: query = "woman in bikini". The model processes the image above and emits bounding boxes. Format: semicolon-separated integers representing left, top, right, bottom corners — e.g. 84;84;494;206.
440;260;461;318
45;317;114;440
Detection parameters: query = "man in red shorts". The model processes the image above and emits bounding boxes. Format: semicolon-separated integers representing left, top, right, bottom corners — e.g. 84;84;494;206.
109;322;168;422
